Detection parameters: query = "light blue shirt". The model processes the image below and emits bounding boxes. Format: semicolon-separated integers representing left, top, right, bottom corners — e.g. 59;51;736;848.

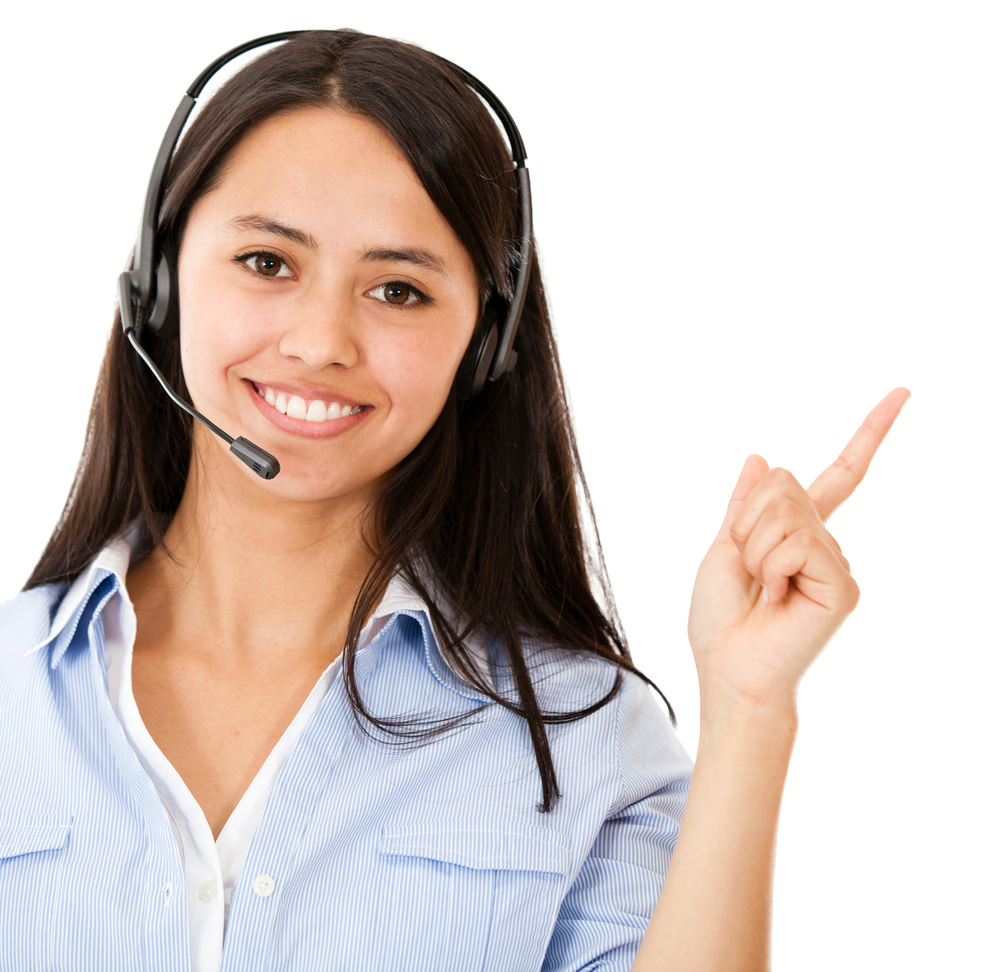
0;555;691;971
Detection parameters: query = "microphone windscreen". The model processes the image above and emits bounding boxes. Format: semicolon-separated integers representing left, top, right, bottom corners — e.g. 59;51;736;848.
230;437;280;480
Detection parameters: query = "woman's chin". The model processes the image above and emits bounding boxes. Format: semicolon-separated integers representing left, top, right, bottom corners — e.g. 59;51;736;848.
235;457;381;507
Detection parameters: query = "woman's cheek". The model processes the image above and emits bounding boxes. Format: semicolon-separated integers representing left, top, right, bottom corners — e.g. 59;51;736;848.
180;292;270;413
370;325;466;431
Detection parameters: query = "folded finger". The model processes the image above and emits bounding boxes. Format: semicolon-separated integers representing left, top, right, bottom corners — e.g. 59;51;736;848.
730;467;819;551
713;454;770;546
761;527;860;611
741;496;849;585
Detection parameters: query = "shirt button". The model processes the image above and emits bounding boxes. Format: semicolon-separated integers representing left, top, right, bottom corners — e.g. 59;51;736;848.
198;881;218;903
251;874;275;898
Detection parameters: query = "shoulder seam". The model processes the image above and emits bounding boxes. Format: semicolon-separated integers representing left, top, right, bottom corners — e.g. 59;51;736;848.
609;666;629;816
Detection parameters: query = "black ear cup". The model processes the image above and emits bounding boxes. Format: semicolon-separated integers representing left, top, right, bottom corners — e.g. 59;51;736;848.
146;252;174;335
457;304;500;401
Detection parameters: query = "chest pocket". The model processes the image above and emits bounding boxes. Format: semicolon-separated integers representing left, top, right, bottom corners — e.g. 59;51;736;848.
0;814;73;970
376;821;571;972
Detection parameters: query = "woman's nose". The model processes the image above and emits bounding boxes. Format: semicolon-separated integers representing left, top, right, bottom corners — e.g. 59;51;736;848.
275;284;361;372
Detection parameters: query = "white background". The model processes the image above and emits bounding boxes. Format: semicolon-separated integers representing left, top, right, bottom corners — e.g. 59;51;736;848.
1;1;996;968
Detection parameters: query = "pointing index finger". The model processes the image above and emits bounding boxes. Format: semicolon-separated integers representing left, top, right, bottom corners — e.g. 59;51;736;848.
807;387;911;521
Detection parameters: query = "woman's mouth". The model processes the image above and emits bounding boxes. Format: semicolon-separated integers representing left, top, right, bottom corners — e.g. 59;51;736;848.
252;382;366;423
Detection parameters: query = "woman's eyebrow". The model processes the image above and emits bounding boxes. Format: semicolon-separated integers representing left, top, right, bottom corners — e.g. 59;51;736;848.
358;246;449;275
226;217;449;275
227;214;318;249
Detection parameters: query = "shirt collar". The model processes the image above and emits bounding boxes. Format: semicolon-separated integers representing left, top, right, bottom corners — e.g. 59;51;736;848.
27;531;491;688
26;526;140;657
374;564;494;694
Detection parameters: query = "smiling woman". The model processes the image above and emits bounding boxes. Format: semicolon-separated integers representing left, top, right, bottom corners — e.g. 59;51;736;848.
0;27;906;972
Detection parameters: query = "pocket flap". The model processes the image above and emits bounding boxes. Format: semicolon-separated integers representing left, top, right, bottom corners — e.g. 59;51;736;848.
0;815;73;860
379;821;570;874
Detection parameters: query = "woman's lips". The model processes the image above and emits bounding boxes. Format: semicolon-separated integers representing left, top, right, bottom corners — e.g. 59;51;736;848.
245;380;371;438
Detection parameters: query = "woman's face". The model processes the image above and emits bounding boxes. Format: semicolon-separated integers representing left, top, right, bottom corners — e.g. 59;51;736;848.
176;107;481;503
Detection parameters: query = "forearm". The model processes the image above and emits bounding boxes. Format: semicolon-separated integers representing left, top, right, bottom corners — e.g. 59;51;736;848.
632;696;797;972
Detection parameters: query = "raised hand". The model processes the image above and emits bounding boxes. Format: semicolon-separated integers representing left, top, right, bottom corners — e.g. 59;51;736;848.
687;388;911;713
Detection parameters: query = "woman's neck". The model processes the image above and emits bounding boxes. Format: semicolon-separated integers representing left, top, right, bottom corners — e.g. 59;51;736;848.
126;441;379;669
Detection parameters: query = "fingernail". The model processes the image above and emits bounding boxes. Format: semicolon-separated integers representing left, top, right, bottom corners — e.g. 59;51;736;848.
761;585;770;605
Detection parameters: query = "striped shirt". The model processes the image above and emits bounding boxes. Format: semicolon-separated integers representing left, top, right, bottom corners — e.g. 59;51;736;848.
0;542;692;971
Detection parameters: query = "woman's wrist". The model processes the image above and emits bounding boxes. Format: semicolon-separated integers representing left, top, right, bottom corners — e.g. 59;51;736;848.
697;676;799;747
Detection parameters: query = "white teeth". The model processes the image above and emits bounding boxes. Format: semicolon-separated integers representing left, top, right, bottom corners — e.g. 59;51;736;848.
259;385;364;422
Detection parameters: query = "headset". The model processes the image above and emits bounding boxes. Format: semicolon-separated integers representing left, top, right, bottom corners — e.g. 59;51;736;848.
119;30;533;481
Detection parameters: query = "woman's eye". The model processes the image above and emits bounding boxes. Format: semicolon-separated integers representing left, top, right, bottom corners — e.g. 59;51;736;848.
366;281;427;307
238;252;293;278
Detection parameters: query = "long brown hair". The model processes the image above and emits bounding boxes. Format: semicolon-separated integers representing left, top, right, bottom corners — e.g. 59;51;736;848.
26;29;672;812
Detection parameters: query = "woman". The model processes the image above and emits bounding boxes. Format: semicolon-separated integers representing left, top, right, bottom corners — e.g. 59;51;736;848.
0;29;906;972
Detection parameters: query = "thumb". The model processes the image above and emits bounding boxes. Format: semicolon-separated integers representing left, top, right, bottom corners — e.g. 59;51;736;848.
713;454;769;545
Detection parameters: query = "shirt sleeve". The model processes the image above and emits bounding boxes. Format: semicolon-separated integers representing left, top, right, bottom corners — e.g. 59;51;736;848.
542;672;693;972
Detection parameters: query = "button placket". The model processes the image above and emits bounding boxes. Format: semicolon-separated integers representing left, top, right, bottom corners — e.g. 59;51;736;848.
220;678;347;970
